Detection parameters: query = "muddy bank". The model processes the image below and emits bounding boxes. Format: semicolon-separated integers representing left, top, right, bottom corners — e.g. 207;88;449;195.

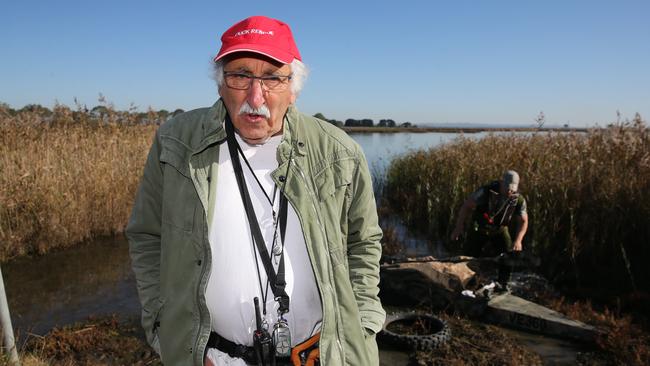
6;237;647;365
3;236;140;338
18;315;160;366
18;313;545;366
377;256;650;365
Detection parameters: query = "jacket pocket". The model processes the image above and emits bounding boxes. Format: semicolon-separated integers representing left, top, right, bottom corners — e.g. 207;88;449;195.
160;141;196;231
152;297;165;331
314;158;355;268
144;297;165;355
313;157;354;201
329;245;347;268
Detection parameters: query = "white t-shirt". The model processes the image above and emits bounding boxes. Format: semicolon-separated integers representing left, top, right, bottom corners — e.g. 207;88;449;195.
205;133;322;364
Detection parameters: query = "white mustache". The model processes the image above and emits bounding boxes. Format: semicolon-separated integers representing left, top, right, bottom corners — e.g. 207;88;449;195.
239;102;271;118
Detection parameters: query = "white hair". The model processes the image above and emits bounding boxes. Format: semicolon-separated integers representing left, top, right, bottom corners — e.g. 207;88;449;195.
212;58;309;95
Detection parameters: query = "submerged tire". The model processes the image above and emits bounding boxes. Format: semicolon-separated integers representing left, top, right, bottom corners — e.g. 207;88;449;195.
379;312;451;352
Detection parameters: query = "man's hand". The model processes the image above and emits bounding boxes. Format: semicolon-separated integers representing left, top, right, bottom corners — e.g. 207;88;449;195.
512;213;528;252
451;198;476;242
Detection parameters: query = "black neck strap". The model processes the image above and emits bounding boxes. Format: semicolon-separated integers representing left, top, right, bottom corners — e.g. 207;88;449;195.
225;116;290;314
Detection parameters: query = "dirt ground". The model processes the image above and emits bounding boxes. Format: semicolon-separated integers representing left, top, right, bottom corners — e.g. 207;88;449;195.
409;312;544;366
18;315;161;366
11;312;593;366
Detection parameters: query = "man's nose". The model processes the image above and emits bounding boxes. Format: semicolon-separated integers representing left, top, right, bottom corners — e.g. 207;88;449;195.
246;79;266;109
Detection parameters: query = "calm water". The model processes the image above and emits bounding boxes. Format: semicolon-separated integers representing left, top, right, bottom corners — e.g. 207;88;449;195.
4;235;139;337
3;131;583;363
353;132;473;258
350;131;489;175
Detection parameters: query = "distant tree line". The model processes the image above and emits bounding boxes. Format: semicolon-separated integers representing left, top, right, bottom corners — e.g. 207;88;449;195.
1;102;417;129
312;112;415;129
0;102;185;125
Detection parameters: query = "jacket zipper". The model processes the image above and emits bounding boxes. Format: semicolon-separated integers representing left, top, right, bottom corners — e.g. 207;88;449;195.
193;215;212;365
192;138;225;365
290;159;346;362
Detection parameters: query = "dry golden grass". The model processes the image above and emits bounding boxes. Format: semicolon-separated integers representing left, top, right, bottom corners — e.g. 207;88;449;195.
414;312;543;366
0;355;49;366
0;316;161;366
384;114;650;293
543;297;650;365
0;104;157;261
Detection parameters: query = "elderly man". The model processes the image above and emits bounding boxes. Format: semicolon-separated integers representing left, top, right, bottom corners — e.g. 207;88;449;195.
126;15;385;366
450;170;528;287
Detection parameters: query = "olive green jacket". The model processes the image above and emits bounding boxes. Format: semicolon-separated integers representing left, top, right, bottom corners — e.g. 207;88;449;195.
126;99;385;365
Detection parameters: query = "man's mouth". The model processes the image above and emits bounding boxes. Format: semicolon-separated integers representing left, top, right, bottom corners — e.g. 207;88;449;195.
244;113;266;122
239;102;271;122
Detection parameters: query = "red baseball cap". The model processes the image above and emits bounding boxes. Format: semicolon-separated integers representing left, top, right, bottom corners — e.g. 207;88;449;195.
214;16;301;64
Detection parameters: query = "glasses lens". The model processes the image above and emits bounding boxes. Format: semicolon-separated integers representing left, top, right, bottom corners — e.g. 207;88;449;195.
263;75;293;90
262;77;282;90
224;73;291;91
225;74;250;90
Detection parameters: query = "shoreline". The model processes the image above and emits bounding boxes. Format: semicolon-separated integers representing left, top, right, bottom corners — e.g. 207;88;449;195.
342;126;589;133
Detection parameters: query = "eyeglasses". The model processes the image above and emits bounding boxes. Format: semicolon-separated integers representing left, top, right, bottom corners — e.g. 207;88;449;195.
223;71;293;91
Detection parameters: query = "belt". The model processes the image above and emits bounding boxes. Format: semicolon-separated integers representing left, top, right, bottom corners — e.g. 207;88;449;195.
207;332;258;364
207;332;295;365
207;331;319;366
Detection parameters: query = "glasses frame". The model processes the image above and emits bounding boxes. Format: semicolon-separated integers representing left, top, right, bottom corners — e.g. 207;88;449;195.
223;71;293;91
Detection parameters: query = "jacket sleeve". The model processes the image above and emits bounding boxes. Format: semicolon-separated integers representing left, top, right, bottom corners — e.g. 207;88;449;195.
345;149;386;335
125;130;164;354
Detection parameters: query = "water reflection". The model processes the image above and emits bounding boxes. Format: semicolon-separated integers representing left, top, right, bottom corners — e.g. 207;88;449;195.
350;132;471;259
350;131;485;175
500;328;593;364
3;235;139;337
379;214;447;259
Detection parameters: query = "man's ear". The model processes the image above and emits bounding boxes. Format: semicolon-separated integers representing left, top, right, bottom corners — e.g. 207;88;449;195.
290;93;296;104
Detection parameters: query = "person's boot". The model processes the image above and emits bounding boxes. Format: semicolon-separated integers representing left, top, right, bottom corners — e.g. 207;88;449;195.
496;252;512;293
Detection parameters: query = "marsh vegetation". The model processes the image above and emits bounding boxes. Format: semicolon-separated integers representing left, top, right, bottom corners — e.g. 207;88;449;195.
0;103;157;260
383;115;650;297
378;116;650;364
1;103;649;364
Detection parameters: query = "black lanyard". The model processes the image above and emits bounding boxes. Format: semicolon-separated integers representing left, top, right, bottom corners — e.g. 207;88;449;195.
225;115;290;315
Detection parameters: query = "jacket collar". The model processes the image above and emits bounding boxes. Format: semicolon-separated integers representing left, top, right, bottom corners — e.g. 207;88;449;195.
278;104;307;161
192;99;227;154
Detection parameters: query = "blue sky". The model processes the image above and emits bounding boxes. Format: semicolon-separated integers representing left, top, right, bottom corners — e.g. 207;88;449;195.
2;0;648;126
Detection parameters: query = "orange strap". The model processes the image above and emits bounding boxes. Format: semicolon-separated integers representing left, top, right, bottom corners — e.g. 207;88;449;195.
290;332;320;366
305;348;319;366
